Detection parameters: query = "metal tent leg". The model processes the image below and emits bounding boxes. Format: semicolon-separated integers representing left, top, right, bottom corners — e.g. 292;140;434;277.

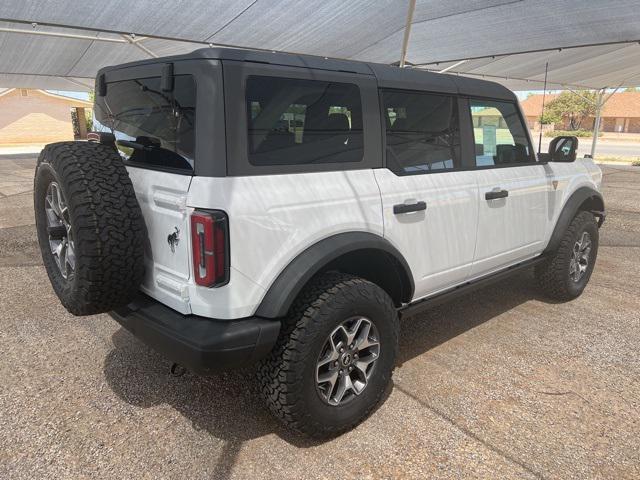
590;89;604;159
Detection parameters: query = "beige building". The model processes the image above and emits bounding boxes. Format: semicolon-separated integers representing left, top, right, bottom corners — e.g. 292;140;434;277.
0;88;92;145
520;92;640;133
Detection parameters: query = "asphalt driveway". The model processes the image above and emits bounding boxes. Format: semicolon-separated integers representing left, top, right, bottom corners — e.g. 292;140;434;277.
1;155;638;479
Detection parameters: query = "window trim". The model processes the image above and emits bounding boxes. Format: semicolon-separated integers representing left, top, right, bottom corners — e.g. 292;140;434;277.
380;87;464;176
223;60;382;177
465;96;539;170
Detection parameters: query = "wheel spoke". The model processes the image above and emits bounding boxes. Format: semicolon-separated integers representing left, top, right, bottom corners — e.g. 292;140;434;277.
45;182;74;280
333;374;354;404
318;370;339;400
355;353;377;376
317;349;339;370
66;241;76;271
356;320;379;350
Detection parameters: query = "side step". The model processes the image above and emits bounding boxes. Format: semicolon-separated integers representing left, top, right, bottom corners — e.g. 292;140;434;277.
399;256;545;318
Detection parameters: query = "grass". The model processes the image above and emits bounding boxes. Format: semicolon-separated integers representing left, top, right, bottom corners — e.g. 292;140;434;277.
595;156;640;165
545;130;603;138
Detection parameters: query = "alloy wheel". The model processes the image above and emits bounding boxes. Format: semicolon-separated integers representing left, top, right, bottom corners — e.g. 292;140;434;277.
569;231;591;283
316;316;380;406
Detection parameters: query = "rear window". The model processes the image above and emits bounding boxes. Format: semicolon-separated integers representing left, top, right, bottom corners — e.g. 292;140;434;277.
245;76;364;166
94;75;196;172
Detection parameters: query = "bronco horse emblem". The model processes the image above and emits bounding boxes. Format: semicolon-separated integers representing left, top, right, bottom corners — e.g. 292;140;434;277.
167;227;180;253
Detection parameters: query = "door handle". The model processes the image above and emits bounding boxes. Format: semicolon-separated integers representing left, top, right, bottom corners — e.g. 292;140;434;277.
485;189;509;200
393;201;427;214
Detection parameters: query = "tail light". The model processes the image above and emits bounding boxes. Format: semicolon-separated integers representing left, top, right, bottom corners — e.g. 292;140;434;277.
190;210;229;287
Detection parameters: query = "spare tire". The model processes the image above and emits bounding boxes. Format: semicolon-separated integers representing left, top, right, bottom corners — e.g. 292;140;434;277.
34;141;145;315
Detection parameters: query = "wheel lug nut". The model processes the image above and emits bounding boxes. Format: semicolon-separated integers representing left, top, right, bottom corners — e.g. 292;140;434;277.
348;366;353;372
340;347;345;353
354;354;358;359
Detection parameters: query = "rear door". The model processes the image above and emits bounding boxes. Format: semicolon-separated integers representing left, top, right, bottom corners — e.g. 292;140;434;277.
375;90;479;299
464;98;548;277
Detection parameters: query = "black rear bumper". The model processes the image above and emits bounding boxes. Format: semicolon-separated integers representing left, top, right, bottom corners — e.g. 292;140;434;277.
109;295;281;375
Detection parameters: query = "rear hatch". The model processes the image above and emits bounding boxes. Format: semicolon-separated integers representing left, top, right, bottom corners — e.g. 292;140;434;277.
94;72;196;314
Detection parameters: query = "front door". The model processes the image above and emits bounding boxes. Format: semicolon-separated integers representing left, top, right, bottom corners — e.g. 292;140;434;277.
375;90;479;300
466;99;548;278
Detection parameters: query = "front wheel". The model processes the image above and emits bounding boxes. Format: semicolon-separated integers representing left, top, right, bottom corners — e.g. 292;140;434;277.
535;210;599;301
257;272;399;438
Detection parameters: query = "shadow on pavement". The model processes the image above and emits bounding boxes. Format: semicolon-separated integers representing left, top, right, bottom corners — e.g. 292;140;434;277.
102;269;556;475
397;270;552;365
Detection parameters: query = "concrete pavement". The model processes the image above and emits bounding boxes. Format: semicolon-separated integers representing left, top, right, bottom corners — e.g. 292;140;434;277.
1;155;639;479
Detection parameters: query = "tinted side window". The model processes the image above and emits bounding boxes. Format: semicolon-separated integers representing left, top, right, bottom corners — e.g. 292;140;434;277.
382;90;460;175
469;100;532;166
245;76;363;166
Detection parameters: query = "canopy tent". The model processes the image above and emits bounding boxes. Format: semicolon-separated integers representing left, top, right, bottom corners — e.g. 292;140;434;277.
0;0;639;156
0;0;638;92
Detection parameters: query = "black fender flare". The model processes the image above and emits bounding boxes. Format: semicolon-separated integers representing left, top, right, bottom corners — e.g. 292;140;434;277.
544;186;605;254
254;232;415;318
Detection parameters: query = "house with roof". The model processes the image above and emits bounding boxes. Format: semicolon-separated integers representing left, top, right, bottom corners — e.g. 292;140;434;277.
520;92;640;133
0;88;92;145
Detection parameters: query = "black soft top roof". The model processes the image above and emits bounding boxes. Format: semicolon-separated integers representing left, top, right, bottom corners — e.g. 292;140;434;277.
98;47;516;101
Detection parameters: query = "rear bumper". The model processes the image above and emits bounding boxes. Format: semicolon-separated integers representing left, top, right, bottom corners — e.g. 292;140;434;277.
109;295;281;375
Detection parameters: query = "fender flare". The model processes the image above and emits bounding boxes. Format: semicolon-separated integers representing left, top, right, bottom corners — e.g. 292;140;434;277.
544;186;605;254
254;232;415;319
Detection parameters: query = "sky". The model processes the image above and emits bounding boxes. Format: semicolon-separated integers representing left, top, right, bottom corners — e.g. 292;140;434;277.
46;90;90;101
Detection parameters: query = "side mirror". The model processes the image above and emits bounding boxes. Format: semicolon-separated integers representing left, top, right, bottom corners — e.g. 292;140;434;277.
549;135;578;162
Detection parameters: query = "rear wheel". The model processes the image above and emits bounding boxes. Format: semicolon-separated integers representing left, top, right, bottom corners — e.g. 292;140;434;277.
34;141;145;315
257;272;399;438
535;210;599;301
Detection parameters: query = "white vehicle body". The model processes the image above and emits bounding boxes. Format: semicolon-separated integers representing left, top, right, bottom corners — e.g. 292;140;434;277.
91;48;605;332
128;157;601;320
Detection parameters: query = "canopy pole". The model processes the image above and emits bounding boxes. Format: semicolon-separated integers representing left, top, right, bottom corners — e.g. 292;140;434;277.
121;34;158;58
590;89;604;159
589;84;625;159
399;0;417;67
0;25;127;43
438;59;468;73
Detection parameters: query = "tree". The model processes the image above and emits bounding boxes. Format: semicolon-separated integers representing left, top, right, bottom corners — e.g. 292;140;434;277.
544;91;597;130
624;87;639;92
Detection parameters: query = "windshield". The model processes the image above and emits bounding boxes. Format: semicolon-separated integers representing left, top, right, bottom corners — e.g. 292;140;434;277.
94;75;196;172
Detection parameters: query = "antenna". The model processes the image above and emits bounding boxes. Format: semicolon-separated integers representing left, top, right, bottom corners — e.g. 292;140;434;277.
537;61;549;155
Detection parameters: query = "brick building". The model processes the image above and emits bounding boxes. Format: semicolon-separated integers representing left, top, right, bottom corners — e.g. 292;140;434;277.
0;88;92;145
520;92;640;133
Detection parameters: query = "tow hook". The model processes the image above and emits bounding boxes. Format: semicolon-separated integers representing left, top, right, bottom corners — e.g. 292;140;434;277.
169;363;186;377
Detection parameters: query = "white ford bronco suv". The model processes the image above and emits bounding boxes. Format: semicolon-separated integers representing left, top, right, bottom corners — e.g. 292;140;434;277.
34;48;605;437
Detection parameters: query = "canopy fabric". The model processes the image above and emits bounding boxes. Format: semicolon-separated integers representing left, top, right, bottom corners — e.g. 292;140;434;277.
0;0;639;91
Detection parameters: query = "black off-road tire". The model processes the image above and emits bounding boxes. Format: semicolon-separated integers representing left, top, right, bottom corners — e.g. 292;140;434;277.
34;141;145;315
257;272;399;438
535;210;599;301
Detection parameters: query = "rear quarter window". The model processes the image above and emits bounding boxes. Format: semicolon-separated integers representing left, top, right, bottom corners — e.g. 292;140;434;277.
245;76;364;166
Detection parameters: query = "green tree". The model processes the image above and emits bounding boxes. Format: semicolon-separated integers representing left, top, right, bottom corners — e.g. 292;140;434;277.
624;87;639;92
544;91;597;130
